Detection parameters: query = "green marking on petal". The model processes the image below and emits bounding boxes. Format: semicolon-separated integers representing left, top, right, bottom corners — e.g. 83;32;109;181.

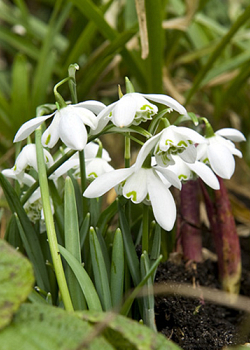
88;172;98;179
45;134;51;145
140;104;153;111
165;139;173;146
13;165;17;171
45;156;49;163
126;191;137;201
203;158;209;164
178;174;188;180
188;140;193;145
177;140;188;147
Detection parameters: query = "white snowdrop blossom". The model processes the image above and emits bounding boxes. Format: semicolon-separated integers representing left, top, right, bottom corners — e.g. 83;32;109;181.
2;144;53;181
84;146;182;231
133;125;206;170
14;101;106;151
2;144;54;223
196;128;246;179
167;156;220;190
50;142;114;180
92;92;188;134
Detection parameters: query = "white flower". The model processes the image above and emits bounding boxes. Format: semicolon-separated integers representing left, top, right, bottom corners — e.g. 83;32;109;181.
197;128;245;179
50;142;113;180
14;101;106;150
2;144;53;203
92;93;188;134
133;125;206;170
84;151;181;231
167;156;220;190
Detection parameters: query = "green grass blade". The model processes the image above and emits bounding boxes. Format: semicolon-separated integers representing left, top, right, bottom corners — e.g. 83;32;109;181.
89;227;112;311
59;244;102;311
110;228;124;308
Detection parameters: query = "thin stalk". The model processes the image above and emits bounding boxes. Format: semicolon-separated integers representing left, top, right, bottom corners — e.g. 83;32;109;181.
79;150;88;218
124;132;131;168
142;204;149;253
35;127;73;311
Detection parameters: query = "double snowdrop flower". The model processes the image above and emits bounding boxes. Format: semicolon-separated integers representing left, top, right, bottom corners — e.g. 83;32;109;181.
197;128;246;179
14;101;106;151
134;125;206;169
92;92;189;135
84;145;181;231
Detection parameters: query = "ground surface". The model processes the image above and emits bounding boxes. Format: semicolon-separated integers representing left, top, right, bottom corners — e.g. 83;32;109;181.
154;236;250;350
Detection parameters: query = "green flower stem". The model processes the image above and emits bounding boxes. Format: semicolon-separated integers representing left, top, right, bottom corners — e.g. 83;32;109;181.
79;150;88;218
142;204;149;253
35;127;73;311
124;132;131;168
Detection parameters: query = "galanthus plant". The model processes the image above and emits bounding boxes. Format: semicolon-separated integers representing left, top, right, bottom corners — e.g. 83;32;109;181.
0;66;246;336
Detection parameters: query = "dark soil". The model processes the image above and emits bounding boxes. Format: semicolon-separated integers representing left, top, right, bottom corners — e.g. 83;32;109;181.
154;236;250;350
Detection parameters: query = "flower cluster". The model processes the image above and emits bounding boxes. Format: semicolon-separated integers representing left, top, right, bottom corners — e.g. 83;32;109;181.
3;78;245;232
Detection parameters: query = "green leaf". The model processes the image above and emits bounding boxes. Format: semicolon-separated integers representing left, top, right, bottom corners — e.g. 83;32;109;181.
0;173;50;291
0;239;34;330
144;0;164;93
110;228;124;308
89;227;112;311
118;200;140;286
79;310;182;350
0;303;114;350
64;177;85;310
58;244;102;312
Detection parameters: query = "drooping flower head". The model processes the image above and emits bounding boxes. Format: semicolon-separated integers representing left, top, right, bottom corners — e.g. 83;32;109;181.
14;101;106;151
197;127;246;179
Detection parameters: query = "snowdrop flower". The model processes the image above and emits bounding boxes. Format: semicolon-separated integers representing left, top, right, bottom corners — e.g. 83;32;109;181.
167;156;220;190
92;92;188;135
2;144;53;180
197;128;246;179
133;125;206;169
84;148;182;231
50;142;114;180
14;101;106;150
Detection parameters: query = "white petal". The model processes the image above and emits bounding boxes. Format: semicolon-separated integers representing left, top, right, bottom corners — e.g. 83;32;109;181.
214;135;243;158
179;144;197;163
59;114;87;150
215;128;246;142
188;161;220;190
174;126;206;144
84;142;111;161
15;144;38;172
67;106;98;130
75;101;106;114
134;133;161;171
86;158;114;179
90;102;116;135
132;93;158;114
122;168;148;203
49;159;79;179
112;94;137;127
83;167;133;198
196;143;208;161
155;166;182;190
141;93;187;116
208;143;235;179
42;113;60;148
167;157;191;181
13;112;55;142
147;170;176;231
